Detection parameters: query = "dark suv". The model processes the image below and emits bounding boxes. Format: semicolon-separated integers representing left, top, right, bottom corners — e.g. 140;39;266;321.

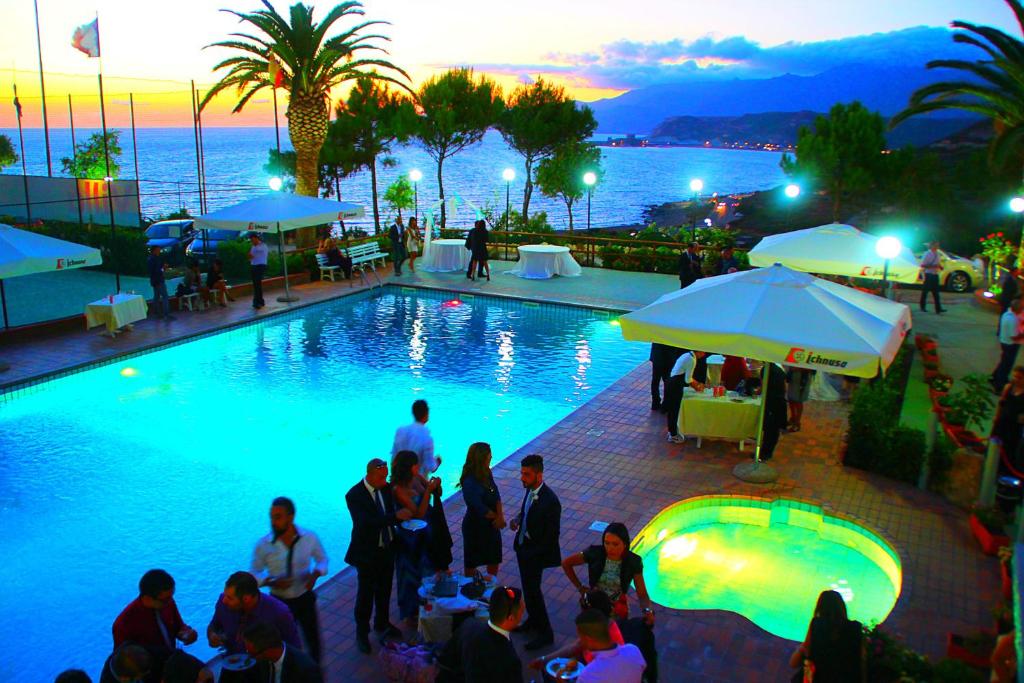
146;220;196;266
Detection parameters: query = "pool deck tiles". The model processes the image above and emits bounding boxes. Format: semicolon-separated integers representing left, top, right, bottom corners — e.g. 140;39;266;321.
0;263;1002;681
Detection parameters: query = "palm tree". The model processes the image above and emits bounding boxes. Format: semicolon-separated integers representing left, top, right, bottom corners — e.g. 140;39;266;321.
891;0;1024;179
201;1;409;199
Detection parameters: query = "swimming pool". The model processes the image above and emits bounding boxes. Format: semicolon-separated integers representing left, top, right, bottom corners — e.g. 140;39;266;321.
0;286;647;681
632;495;901;642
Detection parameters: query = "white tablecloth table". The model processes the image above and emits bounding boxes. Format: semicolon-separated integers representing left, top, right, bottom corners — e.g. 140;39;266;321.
421;238;471;273
85;293;148;336
677;388;762;448
507;244;582;279
417;575;493;643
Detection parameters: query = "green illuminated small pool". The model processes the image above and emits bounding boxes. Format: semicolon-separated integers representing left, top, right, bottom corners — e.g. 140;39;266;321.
632;496;902;641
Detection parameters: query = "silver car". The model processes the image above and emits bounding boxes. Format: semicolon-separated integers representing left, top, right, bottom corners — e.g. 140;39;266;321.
915;249;984;293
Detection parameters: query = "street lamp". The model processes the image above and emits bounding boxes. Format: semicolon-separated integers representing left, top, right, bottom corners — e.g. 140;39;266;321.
689;178;704;240
583;171;597;231
502;168;515;230
784;183;801;227
268;176;283;192
875;235;902;300
785;183;800;199
409;169;422;222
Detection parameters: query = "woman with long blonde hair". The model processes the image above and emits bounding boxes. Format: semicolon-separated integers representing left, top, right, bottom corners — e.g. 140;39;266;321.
458;442;505;577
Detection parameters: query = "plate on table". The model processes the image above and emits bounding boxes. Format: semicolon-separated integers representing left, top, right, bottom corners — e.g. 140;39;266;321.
221;654;256;671
401;519;427;531
546;657;584;679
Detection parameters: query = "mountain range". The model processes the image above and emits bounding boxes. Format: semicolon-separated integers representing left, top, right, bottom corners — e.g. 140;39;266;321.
586;63;971;134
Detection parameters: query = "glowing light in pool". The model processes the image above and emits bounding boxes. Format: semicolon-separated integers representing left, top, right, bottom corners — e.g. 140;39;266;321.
656;529;668;542
120;367;138;377
609;319;620;326
660;535;697;560
442;299;462;308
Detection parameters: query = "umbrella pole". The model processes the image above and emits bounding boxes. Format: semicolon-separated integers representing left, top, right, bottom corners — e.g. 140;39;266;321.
276;223;299;303
733;361;779;484
0;279;8;329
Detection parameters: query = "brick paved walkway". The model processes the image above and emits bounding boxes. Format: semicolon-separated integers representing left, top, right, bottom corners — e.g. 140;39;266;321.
315;365;1000;682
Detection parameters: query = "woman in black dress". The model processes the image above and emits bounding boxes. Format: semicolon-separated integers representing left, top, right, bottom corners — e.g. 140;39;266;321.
993;366;1024;471
466;219;490;281
789;589;864;683
458;442;504;577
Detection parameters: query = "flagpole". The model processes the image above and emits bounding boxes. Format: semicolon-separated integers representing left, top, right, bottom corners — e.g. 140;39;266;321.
94;11;120;293
13;83;31;223
195;86;208;213
189;84;203;215
273;86;281;154
32;0;52;176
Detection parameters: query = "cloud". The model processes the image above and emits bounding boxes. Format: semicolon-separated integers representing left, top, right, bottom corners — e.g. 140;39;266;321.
467;26;973;91
517;73;536;85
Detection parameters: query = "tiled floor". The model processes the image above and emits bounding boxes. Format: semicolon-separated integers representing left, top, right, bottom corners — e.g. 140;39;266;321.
1;263;1001;681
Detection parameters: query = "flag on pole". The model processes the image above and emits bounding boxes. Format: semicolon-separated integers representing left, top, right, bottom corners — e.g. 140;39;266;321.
71;19;101;58
267;52;284;88
12;84;22;119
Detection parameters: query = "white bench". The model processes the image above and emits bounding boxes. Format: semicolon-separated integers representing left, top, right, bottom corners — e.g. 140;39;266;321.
342;241;389;287
179;292;201;311
315;253;341;282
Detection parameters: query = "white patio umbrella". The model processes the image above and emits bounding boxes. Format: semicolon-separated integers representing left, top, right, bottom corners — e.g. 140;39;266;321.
195;193;364;302
619;264;912;481
0;223;103;329
748;223;921;283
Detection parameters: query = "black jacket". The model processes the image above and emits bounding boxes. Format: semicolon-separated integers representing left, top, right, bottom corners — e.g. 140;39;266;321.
582;545;644;598
253;646;323;683
678;251;702;286
512;483;562;568
765;363;788;426
437;618;522;683
344;480;400;566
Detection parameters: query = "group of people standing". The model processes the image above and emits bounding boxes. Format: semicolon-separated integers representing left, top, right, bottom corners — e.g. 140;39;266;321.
650;343;812;459
388;215;491;281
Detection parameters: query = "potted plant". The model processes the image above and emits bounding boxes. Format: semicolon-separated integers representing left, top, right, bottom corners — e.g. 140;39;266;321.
943;374;995;433
946;630;995;669
915;334;936;351
971;505;1011;555
930;374;953;394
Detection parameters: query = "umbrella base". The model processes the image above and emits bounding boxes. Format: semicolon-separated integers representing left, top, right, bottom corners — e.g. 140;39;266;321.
733;460;779;484
276;294;300;303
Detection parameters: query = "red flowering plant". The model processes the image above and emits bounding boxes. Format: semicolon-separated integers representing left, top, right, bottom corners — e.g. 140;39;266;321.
979;232;1015;267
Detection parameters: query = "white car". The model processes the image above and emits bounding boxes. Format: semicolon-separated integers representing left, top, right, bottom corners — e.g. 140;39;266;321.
915;249;984;293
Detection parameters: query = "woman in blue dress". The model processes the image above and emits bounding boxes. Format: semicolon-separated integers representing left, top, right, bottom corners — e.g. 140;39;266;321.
458;442;505;577
391;450;440;630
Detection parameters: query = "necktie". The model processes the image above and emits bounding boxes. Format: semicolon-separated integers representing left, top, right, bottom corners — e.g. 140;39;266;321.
517;490;534;546
375;489;393;546
154;609;172;650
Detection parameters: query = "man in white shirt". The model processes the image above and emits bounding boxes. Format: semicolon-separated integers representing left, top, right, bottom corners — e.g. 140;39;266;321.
575;609;646;683
992;299;1024;392
392;399;440;473
251;497;329;664
919;242;945;314
249;233;270;309
665;350;706;444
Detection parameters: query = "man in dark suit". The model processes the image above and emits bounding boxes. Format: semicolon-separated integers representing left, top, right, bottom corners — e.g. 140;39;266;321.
510;454;562;650
244;621;323;683
648;343;680;412
344;458;412;653
437;586;524;683
388;217;407;276
678;242;703;289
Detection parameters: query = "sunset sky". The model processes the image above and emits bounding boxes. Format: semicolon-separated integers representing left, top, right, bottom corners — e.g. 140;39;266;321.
0;0;1019;128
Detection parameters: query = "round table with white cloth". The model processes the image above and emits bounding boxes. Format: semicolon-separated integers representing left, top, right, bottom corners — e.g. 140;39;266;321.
85;293;148;337
677;387;762;449
420;238;471;273
507;244;582;279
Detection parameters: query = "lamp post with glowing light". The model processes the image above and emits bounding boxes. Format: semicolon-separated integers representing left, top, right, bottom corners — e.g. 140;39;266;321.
502;168;515;258
689;178;704;240
784;183;800;228
268;176;298;303
875;235;902;300
583;171;597;231
409;169;422;224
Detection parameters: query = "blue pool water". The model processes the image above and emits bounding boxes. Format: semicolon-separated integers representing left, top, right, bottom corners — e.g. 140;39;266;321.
0;287;646;681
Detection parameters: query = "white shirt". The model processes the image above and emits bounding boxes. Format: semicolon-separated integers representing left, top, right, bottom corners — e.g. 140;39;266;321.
250;242;269;266
579;643;646;683
516;482;545;543
269;645;287;683
920;249;941;273
251;525;329;600
487;621;511;640
670;352;697;381
392;421;438;473
1000;310;1020;345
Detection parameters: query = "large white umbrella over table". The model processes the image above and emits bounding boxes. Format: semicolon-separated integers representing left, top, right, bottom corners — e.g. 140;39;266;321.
0;223;103;329
748;223;921;283
619;264;912;481
194;193;364;302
